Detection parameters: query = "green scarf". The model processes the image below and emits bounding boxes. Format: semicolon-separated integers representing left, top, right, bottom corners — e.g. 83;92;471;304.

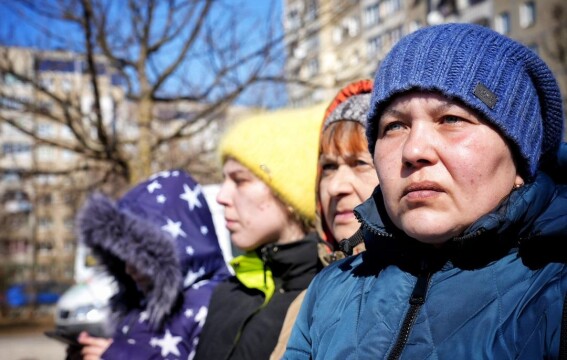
230;251;275;305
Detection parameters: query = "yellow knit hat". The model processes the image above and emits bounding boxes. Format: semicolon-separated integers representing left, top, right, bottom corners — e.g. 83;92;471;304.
219;103;326;224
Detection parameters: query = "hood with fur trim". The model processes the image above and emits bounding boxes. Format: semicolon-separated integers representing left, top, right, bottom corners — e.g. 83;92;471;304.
76;169;230;329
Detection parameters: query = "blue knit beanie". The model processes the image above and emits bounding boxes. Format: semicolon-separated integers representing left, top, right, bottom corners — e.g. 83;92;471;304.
366;23;564;179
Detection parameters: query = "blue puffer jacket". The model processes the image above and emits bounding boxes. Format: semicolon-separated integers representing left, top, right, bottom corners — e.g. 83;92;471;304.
285;151;567;359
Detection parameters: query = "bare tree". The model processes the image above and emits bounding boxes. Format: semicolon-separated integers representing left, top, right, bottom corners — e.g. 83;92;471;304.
0;0;288;188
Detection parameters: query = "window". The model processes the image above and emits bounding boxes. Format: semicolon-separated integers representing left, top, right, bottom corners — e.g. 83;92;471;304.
37;123;52;137
61;78;72;93
364;4;379;27
287;7;301;30
36;59;75;72
344;17;360;37
39;77;54;91
36;145;55;162
495;12;511;34
62;149;75;161
332;26;343;44
382;0;401;17
2;171;20;183
38;217;53;230
2;142;32;154
307;58;319;76
64;216;75;230
63;192;75;205
306;0;318;21
367;36;382;58
37;194;52;205
390;27;403;48
3;73;22;86
111;73;127;86
519;1;536;28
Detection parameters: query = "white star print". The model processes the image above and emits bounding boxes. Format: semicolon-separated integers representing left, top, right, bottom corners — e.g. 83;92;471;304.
150;329;182;357
122;325;129;334
147;180;162;193
156;194;166;204
186;246;194;255
184;308;194;318
151;170;171;179
162;218;187;239
184;266;205;287
171;170;179;177
200;226;208;235
188;338;198;360
195;306;208;327
139;310;149;323
192;279;209;290
179;183;202;210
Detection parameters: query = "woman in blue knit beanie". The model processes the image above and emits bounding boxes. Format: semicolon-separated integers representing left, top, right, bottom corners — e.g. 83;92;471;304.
285;23;567;359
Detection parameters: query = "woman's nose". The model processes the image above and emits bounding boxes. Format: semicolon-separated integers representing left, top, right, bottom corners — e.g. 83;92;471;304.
401;124;437;169
327;165;354;196
216;180;231;206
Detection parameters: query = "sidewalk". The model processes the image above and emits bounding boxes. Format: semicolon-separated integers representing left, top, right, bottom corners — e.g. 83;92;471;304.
0;320;67;360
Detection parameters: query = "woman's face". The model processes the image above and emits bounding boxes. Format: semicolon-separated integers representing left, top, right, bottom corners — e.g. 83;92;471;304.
217;159;293;252
374;91;523;244
125;263;152;294
319;150;378;242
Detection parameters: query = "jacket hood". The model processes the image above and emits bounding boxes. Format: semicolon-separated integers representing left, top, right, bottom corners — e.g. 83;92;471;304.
76;169;230;328
354;142;567;272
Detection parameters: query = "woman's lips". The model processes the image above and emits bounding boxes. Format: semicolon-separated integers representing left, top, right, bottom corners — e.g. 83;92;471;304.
403;181;444;200
334;210;355;224
224;218;237;230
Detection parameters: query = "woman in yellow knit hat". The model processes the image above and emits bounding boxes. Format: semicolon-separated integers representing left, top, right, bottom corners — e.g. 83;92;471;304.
194;104;326;360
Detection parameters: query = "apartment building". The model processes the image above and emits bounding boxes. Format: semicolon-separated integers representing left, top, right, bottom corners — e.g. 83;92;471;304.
283;0;567;119
0;47;121;322
0;47;243;322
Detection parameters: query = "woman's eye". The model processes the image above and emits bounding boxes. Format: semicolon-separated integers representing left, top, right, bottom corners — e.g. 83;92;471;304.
442;114;464;124
355;159;372;167
321;163;338;172
232;176;247;186
381;121;404;134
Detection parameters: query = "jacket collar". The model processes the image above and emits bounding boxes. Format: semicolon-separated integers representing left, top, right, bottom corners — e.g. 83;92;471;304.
354;171;563;272
257;232;322;291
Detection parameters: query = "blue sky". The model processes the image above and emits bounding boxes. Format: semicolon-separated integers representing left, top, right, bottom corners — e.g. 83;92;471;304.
0;0;287;107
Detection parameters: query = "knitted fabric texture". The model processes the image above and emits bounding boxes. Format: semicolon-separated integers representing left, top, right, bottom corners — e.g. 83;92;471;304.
323;79;373;129
366;23;564;179
219;103;326;223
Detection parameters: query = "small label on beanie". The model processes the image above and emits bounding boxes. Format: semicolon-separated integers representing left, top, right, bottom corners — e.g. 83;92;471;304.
473;83;497;109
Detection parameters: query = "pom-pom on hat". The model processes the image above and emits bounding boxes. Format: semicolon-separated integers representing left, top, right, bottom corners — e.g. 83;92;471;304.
219;103;326;224
323;79;373;129
366;23;564;179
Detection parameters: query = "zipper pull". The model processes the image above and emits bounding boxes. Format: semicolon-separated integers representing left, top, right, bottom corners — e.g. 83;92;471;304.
410;272;430;305
261;246;269;288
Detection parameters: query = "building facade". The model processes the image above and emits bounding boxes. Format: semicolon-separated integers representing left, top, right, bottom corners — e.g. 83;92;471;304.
0;47;243;323
282;0;567;124
0;47;121;322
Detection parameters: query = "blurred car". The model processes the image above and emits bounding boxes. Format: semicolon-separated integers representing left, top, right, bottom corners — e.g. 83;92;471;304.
54;269;116;337
51;183;233;339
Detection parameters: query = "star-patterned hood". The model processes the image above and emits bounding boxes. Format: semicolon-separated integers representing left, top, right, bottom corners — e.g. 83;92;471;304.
76;169;231;329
